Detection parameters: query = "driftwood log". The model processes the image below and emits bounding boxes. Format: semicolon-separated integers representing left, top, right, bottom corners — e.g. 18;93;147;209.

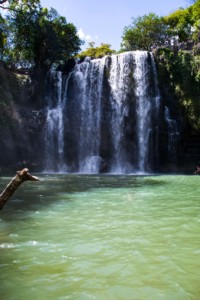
0;168;39;210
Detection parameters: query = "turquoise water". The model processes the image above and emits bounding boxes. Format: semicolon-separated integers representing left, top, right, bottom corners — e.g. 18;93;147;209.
0;175;200;300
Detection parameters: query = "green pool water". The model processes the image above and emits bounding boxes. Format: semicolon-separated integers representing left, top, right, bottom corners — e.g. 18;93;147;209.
0;175;200;300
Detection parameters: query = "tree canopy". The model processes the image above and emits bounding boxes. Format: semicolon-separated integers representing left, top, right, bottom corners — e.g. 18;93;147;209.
0;0;82;69
0;0;40;10
121;1;200;51
164;0;200;42
77;43;116;59
0;0;199;66
121;13;169;51
0;14;8;60
164;9;192;42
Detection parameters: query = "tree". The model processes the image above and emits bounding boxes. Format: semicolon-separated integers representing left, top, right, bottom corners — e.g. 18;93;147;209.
0;0;40;11
77;43;116;59
164;1;200;43
0;1;41;63
121;13;169;51
164;8;192;42
186;0;197;3
189;0;200;41
0;14;8;60
88;41;95;48
8;6;82;68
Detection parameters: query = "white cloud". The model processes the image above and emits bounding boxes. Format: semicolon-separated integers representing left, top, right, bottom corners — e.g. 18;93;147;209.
78;28;98;42
85;34;92;40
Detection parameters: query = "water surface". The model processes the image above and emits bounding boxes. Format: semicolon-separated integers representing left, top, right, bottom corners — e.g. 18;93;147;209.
0;175;200;299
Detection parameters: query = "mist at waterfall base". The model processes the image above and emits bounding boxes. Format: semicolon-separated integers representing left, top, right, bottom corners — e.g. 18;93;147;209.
44;51;178;174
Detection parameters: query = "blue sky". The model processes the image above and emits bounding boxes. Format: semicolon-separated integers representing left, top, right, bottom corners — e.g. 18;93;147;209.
41;0;188;51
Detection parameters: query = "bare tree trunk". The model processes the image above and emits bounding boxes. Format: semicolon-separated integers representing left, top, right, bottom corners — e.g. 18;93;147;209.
0;168;39;210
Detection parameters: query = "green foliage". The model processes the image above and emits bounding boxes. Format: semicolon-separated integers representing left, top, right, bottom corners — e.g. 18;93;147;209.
121;13;169;51
193;43;200;55
0;15;8;60
0;0;40;10
189;0;200;23
154;48;200;131
189;0;200;41
7;5;82;68
77;43;116;59
164;1;200;43
0;1;82;69
121;1;200;51
164;9;192;42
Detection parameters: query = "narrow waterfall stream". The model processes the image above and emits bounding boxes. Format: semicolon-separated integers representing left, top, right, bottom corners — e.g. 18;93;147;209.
164;106;180;162
108;52;134;173
44;51;169;174
74;57;105;173
134;52;154;173
45;71;65;172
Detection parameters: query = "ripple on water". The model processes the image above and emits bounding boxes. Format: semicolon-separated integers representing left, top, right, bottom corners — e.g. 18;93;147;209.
1;175;200;299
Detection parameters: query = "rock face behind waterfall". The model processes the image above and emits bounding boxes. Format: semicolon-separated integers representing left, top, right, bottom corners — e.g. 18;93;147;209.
44;51;162;174
0;52;185;174
0;63;45;173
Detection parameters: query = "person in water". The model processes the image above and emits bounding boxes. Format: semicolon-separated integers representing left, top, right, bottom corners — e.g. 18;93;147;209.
194;165;200;175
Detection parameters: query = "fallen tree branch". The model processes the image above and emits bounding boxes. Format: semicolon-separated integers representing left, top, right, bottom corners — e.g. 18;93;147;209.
0;168;39;210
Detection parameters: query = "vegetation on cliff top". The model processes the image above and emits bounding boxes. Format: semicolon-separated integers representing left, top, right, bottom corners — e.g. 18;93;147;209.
76;42;116;60
121;0;200;51
0;0;82;69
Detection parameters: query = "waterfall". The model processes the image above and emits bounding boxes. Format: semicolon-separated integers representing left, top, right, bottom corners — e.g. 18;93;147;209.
108;51;160;173
44;51;161;174
79;58;105;173
149;52;161;170
44;71;69;172
109;52;133;173
134;51;152;173
164;106;180;160
67;57;105;173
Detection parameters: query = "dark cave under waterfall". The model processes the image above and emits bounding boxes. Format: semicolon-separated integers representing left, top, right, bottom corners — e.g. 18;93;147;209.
44;51;162;174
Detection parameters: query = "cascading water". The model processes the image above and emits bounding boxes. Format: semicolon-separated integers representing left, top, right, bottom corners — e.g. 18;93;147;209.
134;52;155;173
44;51;162;174
148;52;161;171
75;57;105;173
164;106;180;161
108;53;132;173
44;71;68;172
